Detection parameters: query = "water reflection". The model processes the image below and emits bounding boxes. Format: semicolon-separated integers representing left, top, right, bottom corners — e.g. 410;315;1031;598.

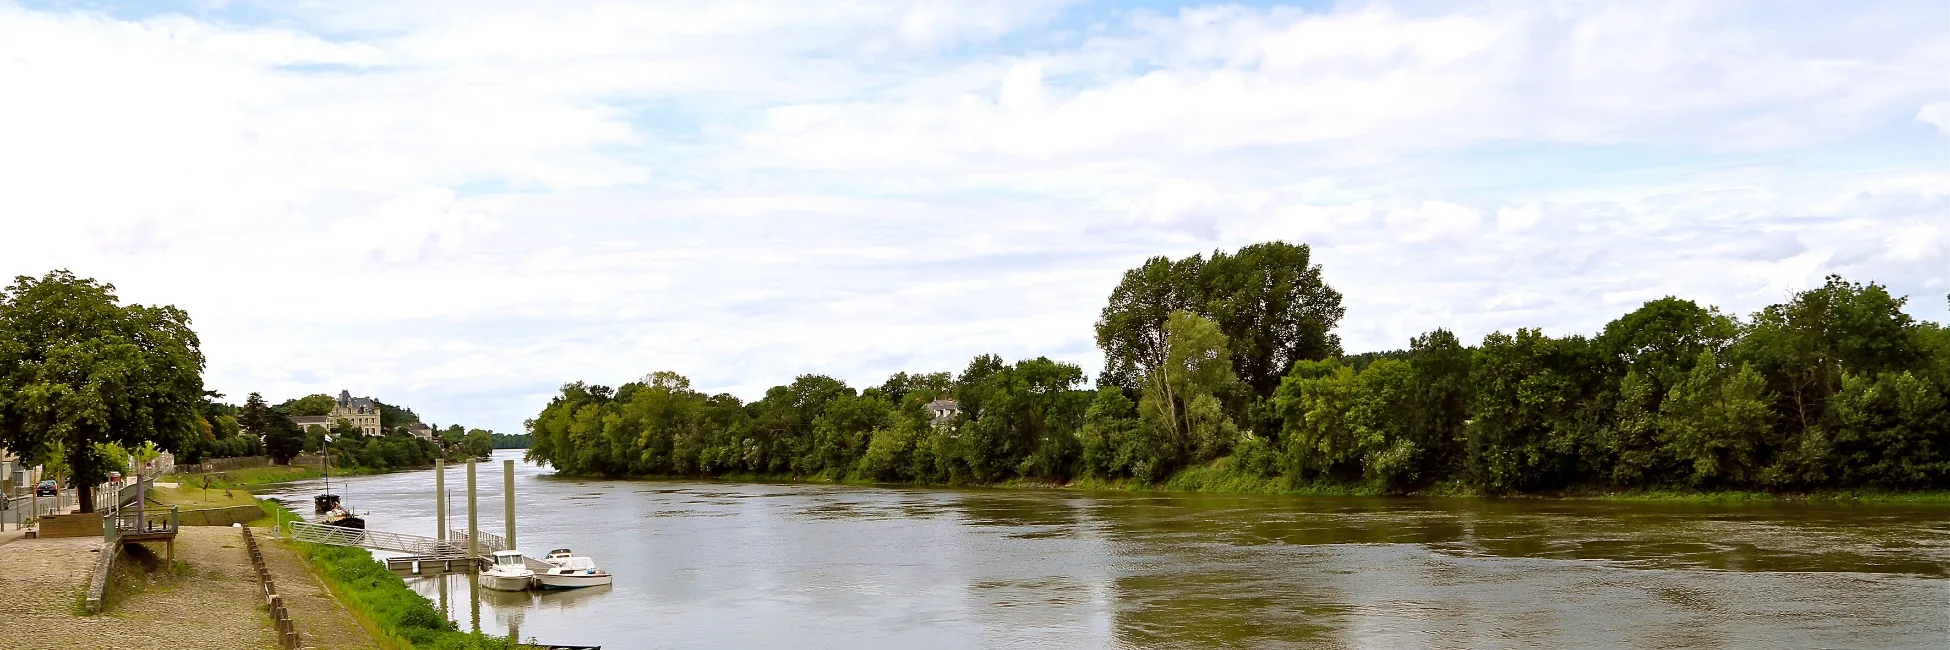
260;451;1950;649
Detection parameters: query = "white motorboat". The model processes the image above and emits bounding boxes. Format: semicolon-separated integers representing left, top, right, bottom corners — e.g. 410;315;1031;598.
480;550;535;591
535;554;613;589
543;548;574;565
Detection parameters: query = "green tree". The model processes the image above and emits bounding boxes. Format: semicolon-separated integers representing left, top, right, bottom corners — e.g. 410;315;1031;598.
955;357;1089;482
1095;243;1344;404
463;429;494;460
374;400;421;432
1350;359;1420;490
303;425;329;454
98;443;132;478
877;371;954;404
1735;276;1921;434
244;392;303;463
1402;329;1473;484
1275;360;1361;482
1465;329;1598;493
1598;298;1738;390
0;270;206;512
1075;387;1143;479
1605;370;1665;486
1135;311;1241;476
280;394;338;417
1657;353;1774;487
1810;371;1948;488
1200;241;1346;398
1095;255;1204;392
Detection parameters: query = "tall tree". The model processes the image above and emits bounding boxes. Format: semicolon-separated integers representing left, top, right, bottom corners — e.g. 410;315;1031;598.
1465;329;1599;493
1095;255;1204;392
1406;329;1473;481
1657;352;1774;488
1735;275;1921;433
0;270;205;512
241;392;303;463
1201;242;1346;397
1598;297;1738;392
1135;311;1241;476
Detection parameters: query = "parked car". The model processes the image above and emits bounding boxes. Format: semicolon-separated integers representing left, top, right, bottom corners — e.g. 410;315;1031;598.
35;480;57;496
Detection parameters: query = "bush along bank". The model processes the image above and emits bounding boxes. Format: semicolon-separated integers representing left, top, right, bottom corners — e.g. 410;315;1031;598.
526;244;1950;499
260;502;520;649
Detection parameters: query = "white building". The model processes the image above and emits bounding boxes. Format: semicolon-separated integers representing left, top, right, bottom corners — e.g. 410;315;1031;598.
927;398;960;426
288;389;385;436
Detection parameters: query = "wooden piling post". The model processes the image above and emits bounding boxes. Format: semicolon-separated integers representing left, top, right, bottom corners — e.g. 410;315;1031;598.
503;459;516;551
466;459;477;558
435;459;446;542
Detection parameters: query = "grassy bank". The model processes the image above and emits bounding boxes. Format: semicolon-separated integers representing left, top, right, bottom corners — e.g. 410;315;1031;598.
165;461;424;490
257;501;521;649
547;463;1950;504
147;482;261;509
165;465;326;489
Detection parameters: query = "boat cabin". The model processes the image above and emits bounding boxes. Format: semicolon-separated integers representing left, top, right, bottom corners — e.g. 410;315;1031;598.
547;556;599;574
491;550;526;568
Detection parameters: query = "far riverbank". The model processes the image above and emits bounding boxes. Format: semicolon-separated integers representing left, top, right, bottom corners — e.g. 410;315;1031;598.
540;462;1950;504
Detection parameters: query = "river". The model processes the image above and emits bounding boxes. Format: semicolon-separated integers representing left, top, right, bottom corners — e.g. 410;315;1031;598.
260;450;1950;649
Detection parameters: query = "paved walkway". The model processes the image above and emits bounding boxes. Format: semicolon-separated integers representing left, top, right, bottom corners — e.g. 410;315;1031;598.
0;526;374;649
256;529;380;650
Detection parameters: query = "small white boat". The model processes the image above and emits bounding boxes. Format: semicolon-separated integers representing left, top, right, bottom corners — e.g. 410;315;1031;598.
480;550;535;591
535;554;613;589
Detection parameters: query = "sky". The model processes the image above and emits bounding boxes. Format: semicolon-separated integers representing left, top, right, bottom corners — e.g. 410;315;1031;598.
1;0;1945;435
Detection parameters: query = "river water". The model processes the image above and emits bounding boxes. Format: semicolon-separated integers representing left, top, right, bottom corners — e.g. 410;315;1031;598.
261;450;1950;649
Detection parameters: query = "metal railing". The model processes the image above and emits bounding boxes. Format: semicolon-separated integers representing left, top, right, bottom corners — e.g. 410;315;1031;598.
113;477;149;509
288;520;472;556
1;490;74;530
103;505;178;540
450;529;509;553
1;476;154;532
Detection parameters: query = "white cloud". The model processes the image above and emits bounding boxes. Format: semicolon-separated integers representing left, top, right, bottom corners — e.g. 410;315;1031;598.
1885;223;1944;263
1386;201;1482;243
736;1;1948;174
0;0;1942;434
332;187;498;266
1919;101;1950;135
1496;204;1546;232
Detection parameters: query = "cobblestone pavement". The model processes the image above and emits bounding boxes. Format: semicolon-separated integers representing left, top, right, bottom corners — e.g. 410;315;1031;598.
0;527;277;649
256;529;379;649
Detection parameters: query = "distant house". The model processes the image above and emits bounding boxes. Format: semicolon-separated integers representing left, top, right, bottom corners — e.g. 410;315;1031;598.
0;447;39;498
288;389;385;436
407;422;434;442
926;398;960;426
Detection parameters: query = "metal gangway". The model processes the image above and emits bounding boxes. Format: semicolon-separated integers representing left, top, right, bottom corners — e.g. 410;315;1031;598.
287;521;476;555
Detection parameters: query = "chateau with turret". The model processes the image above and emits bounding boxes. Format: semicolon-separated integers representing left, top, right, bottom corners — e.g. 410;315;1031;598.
290;389;384;436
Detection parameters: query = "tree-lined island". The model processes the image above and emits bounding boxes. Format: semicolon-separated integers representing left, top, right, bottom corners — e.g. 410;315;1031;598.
526;241;1949;498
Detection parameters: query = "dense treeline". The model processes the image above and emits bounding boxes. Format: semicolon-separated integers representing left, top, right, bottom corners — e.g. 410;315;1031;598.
527;241;1950;494
490;433;533;449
